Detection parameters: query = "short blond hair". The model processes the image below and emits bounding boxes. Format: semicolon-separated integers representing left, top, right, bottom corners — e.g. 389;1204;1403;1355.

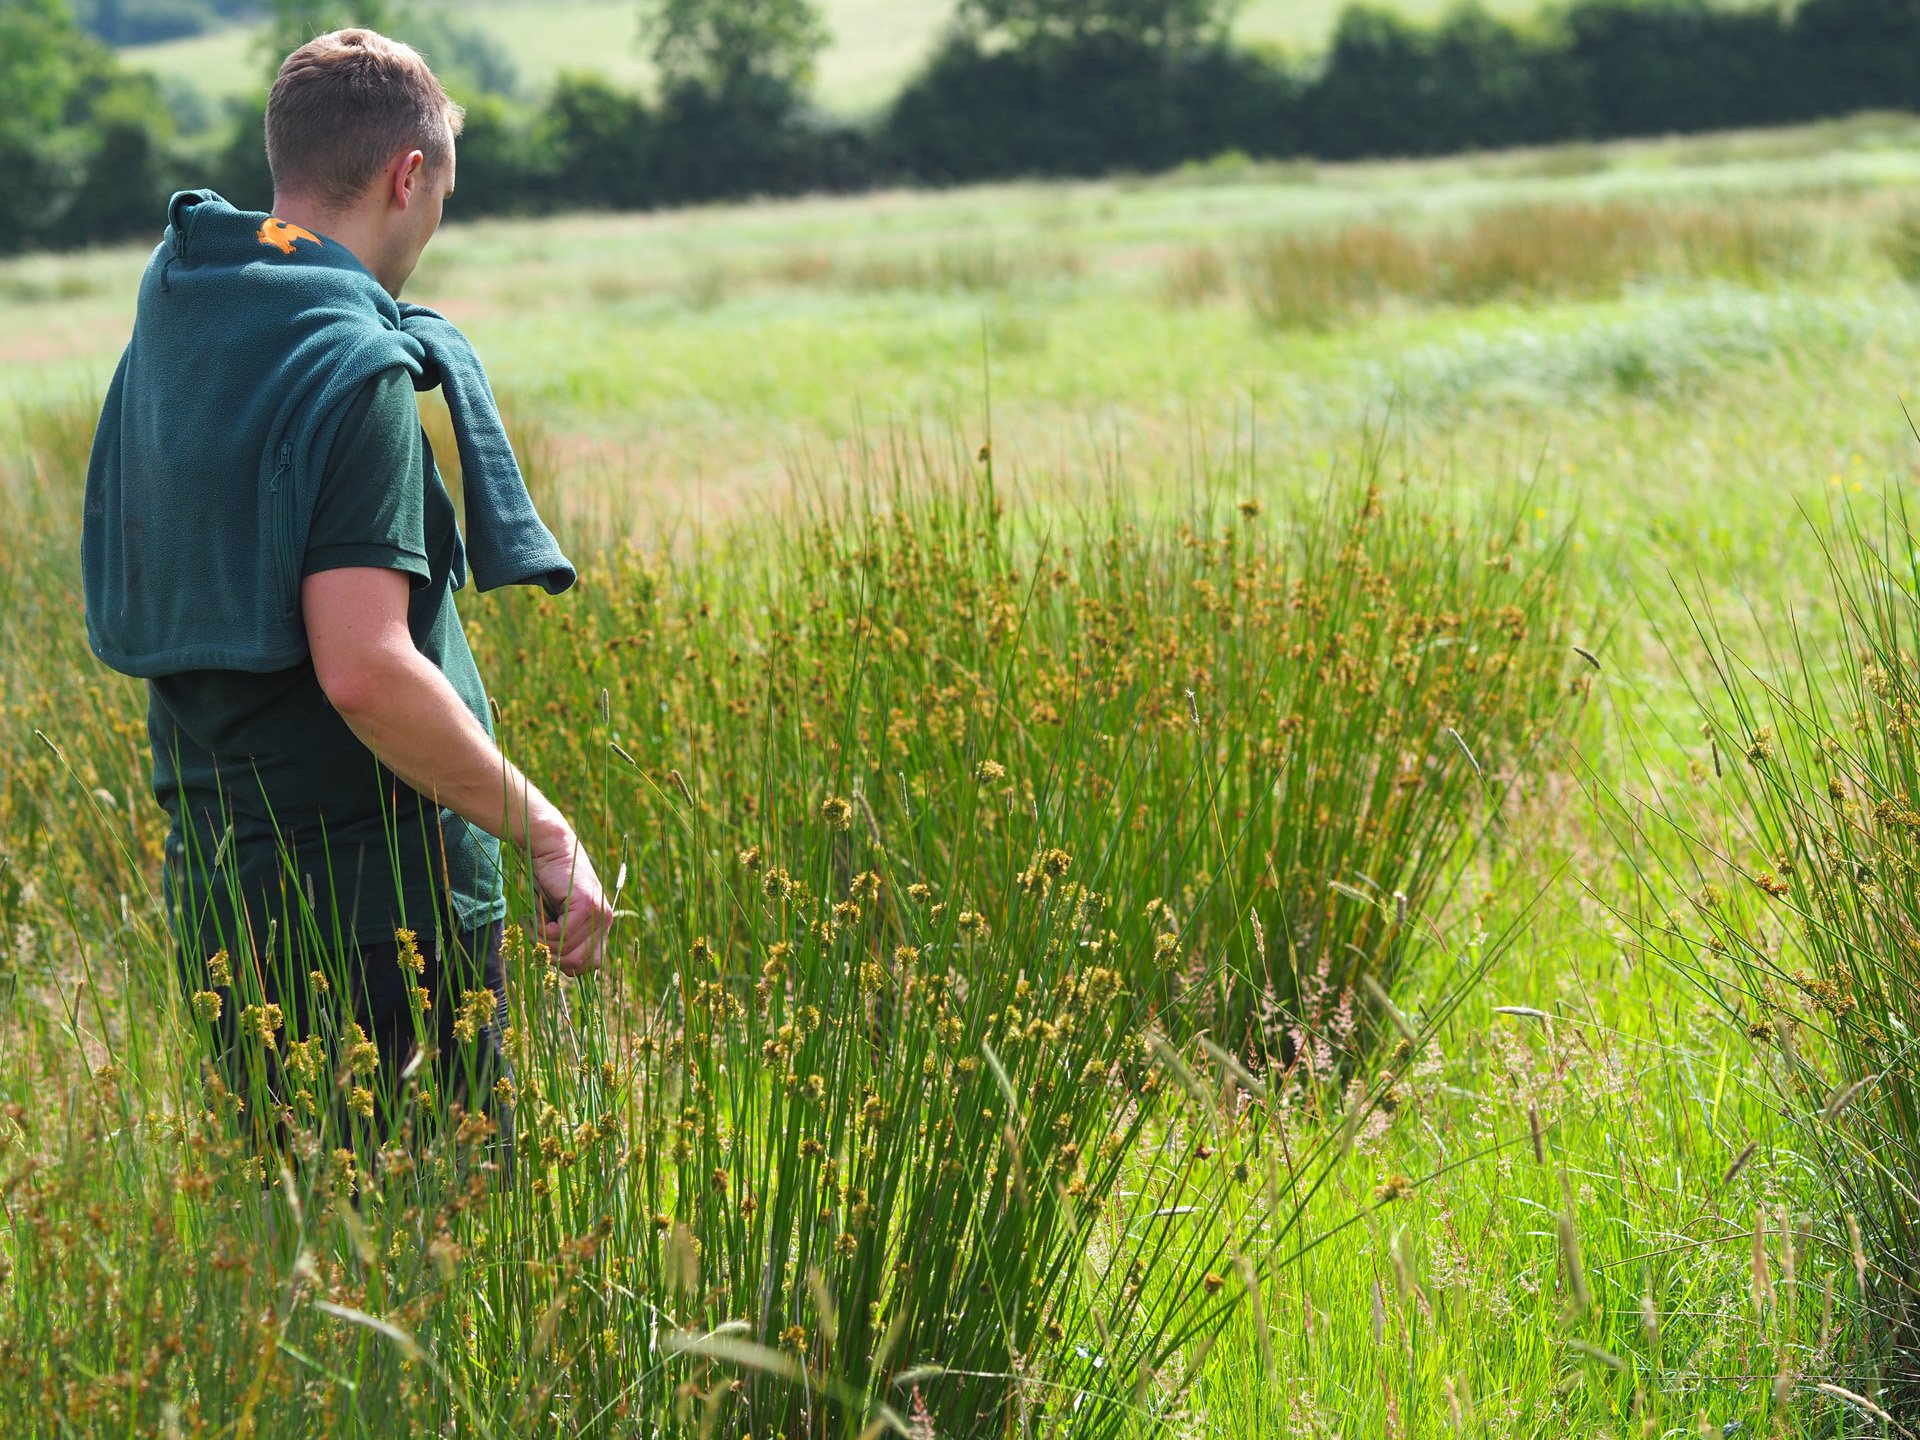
266;29;465;208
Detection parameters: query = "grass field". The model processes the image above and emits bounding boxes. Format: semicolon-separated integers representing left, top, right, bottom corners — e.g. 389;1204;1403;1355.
9;115;1920;1433
120;0;1544;112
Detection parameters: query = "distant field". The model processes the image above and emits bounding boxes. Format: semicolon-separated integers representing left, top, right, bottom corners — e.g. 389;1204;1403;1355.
122;0;1542;113
12;113;1919;515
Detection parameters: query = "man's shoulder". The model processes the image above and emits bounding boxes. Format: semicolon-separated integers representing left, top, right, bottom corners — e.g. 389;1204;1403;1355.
341;364;418;428
319;365;422;490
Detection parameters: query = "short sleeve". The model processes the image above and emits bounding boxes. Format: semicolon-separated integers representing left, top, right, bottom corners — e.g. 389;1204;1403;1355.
302;367;432;584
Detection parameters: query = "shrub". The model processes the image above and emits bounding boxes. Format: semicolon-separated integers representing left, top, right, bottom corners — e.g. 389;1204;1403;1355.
1306;4;1580;160
887;34;1304;184
1563;0;1801;139
539;72;659;212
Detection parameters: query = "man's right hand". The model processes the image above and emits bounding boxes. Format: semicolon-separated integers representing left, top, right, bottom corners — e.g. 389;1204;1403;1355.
530;820;614;976
306;565;617;978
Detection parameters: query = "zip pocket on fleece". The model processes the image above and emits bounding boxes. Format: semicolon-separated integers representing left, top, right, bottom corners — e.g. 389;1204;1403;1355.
269;441;298;618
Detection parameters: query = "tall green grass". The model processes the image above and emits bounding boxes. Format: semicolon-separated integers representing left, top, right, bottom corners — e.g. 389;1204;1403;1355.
0;401;1573;1433
1618;494;1920;1412
465;437;1576;1056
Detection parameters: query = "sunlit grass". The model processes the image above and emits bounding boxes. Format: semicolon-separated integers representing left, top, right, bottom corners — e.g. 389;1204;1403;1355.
8;116;1920;1433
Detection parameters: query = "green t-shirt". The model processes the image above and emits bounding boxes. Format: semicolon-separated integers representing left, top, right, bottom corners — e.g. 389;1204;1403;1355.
150;366;506;960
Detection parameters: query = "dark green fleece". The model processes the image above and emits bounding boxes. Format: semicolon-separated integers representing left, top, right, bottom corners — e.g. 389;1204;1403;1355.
82;189;572;679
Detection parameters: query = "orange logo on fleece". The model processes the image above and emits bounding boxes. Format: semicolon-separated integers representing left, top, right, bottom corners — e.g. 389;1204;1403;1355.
257;218;320;254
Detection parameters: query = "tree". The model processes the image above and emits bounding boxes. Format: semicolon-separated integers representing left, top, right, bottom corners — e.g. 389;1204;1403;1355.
639;0;827;107
61;71;177;243
1;0;90;139
260;0;393;76
0;0;171;254
955;0;1242;53
540;72;656;209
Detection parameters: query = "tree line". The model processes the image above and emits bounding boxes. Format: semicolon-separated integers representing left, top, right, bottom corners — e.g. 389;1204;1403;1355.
7;0;1920;256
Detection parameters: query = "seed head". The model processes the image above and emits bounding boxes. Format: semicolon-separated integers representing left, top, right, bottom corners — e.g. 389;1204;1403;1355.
454;989;496;1046
396;928;425;975
821;797;853;830
238;1003;283;1050
1373;1173;1413;1205
345;1023;380;1077
285;1035;325;1084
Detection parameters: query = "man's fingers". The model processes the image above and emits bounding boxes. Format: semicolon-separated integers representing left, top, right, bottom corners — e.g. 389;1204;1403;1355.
540;897;610;976
545;929;597;976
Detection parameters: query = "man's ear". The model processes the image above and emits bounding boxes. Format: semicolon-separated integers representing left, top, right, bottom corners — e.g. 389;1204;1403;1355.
392;149;427;208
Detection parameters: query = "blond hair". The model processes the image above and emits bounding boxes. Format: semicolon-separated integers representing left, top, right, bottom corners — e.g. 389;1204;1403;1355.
266;29;465;208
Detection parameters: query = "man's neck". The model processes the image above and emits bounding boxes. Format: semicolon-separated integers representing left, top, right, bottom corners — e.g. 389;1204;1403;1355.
271;192;392;293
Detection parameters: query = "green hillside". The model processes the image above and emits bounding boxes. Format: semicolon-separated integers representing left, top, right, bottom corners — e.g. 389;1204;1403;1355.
122;0;1540;114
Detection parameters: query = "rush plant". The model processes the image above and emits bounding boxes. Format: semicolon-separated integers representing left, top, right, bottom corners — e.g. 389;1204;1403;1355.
1614;492;1920;1406
0;404;1555;1434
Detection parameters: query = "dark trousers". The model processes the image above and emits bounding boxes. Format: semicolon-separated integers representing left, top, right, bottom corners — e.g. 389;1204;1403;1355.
181;919;515;1175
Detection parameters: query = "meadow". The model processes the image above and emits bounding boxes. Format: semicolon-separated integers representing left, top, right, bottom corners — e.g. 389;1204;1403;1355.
9;115;1920;1434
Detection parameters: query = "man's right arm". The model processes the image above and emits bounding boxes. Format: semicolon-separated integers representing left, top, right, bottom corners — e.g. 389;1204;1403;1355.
304;564;612;975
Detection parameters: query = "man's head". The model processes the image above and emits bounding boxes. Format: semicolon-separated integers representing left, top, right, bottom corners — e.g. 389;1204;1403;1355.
266;29;464;296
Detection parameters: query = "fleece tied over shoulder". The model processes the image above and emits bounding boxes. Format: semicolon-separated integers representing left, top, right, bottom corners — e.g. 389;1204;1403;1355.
82;189;573;680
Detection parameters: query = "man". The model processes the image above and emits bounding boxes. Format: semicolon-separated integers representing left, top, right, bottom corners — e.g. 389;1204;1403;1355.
81;29;613;1155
